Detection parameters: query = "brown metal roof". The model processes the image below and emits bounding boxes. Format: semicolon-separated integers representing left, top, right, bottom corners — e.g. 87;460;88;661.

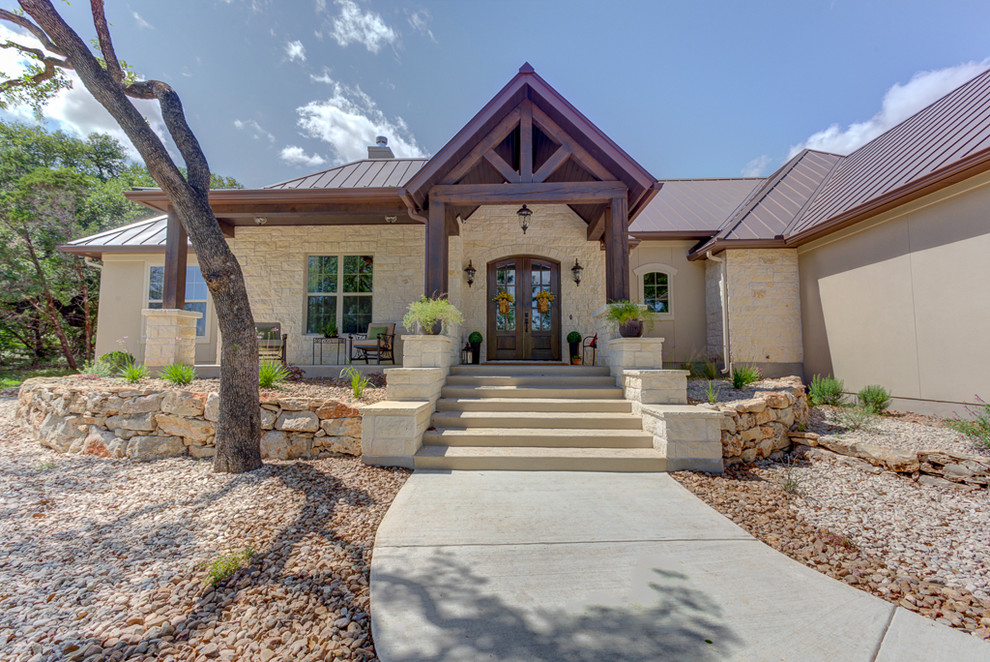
62;215;172;257
629;178;763;236
788;67;990;237
265;158;428;190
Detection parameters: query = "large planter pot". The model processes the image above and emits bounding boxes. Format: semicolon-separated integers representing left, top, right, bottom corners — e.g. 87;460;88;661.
421;321;443;335
469;341;481;364
568;341;580;359
618;320;644;338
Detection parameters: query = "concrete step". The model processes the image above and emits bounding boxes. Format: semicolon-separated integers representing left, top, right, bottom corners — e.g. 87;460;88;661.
441;385;625;400
414;445;667;472
423;428;654;448
430;410;644;430
435;398;633;413
445;375;617;387
450;364;610;376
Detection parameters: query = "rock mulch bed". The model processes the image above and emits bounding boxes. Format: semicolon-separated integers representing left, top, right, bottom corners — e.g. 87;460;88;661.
0;396;410;662
686;376;799;405
674;457;990;641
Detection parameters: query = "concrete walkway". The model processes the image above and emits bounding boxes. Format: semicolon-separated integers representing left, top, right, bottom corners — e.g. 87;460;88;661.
370;471;990;662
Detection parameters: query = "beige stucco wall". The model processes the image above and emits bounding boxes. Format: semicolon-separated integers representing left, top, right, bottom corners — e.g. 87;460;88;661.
628;240;707;364
95;253;217;365
800;170;990;414
724;249;803;375
226;225;424;366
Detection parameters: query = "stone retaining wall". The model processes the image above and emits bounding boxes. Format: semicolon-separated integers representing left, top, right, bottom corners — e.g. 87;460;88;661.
700;377;810;464
17;379;362;461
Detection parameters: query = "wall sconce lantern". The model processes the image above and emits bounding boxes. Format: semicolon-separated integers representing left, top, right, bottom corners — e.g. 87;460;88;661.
464;260;476;287
516;204;532;234
571;259;583;286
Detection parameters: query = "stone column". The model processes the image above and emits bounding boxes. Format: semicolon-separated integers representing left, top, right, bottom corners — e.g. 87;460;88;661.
142;308;200;369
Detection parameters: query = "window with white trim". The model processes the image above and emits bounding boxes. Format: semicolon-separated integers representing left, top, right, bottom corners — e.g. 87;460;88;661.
306;255;373;335
148;266;208;337
643;271;670;314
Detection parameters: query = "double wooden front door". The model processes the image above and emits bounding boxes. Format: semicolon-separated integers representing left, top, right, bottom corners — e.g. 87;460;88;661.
487;256;561;361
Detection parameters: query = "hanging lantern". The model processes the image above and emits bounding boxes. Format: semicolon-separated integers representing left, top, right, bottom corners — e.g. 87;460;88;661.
463;260;476;287
571;259;584;286
517;204;532;234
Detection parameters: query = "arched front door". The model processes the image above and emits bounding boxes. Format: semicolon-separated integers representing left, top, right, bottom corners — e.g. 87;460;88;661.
487;256;561;361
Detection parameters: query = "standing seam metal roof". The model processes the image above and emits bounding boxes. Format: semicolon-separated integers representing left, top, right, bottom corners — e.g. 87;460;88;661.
629;178;764;234
264;158;429;190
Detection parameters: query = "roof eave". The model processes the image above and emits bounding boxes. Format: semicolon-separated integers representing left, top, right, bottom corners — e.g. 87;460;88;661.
687;237;787;261
124;187;407;213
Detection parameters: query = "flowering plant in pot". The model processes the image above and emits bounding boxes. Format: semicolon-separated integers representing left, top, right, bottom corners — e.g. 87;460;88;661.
468;331;483;364
535;289;554;313
603;300;654;338
493;291;514;314
402;296;465;335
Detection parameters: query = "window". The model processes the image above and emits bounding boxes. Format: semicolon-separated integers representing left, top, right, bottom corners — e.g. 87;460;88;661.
643;271;670;314
148;266;209;337
306;255;373;335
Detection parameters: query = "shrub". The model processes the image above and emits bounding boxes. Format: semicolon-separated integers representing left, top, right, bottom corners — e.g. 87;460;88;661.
809;374;845;406
699;358;719;380
340;366;370;400
837;405;876;431
857;384;891;414
99;350;135;374
731;365;761;389
121;362;149;384
402;296;465;335
468;331;483;344
78;359;115;378
945;396;990;448
705;380;719;404
259;360;290;389
160;362;196;386
205;548;256;587
566;331;582;345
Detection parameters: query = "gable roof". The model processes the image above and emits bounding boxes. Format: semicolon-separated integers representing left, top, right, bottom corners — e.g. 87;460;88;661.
265;158;428;190
63;215;171;257
630;178;763;237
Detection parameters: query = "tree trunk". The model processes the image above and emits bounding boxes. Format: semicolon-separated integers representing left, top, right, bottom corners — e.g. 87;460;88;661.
74;261;92;361
23;235;77;370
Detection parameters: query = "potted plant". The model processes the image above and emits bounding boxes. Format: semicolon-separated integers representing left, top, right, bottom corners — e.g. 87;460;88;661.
566;331;582;360
402;296;465;335
494;291;514;315
604;300;654;338
323;320;338;338
571;355;582;365
468;331;483;364
535;289;554;314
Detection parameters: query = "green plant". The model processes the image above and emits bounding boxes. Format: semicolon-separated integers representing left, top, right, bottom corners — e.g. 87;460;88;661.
602;300;654;329
731;365;761;389
778;458;800;495
857;384;891;414
566;331;582;345
120;362;149;384
468;331;483;344
705;380;720;404
402;296;465;335
323;320;338;337
699;358;719;380
809;374;845;406
36;461;56;470
160;362;196;386
204;548;256;587
99;350;136;373
259;360;291;389
945;396;990;448
79;359;115;378
837;405;876;431
340;366;370;399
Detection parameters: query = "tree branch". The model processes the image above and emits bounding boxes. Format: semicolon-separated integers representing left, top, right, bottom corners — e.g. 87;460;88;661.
88;0;122;84
0;8;63;55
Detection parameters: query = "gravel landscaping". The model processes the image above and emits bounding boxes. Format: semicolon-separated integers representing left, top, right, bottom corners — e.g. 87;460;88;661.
687;376;801;405
0;394;409;661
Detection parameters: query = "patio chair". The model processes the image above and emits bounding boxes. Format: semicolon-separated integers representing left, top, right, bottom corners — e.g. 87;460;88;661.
349;322;396;365
256;322;287;365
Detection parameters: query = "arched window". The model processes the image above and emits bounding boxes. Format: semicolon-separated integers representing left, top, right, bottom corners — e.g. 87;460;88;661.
643;272;670;313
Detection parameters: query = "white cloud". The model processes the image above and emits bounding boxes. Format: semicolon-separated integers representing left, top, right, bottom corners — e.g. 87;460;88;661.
233;118;275;143
310;67;334;84
0;24;170;162
741;154;772;177
294;75;426;164
322;0;396;53
407;9;437;44
285;40;306;62
789;61;990;158
132;12;153;30
280;145;326;167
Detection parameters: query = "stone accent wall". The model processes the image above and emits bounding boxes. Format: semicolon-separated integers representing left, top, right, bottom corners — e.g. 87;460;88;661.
455;205;606;362
705;259;724;362
605;337;665;377
18;379;362;461
142;308;199;368
725;249;803;366
702;378;810;464
226;225;424;365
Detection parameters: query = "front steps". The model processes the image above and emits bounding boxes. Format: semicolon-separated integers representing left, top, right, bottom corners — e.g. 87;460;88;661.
415;364;666;472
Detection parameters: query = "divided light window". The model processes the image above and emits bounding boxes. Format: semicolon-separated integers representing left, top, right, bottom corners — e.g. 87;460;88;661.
148;266;209;337
643;272;670;314
306;255;373;335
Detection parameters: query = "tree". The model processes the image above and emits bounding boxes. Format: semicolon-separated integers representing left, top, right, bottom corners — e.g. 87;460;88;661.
0;1;261;473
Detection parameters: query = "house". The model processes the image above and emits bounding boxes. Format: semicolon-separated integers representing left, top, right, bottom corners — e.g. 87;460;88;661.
64;63;990;416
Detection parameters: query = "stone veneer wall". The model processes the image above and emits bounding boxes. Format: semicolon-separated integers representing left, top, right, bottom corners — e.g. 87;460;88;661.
724;249;803;373
699;377;809;464
454;205;607;363
18;379;362;461
704;259;725;362
225;225;424;365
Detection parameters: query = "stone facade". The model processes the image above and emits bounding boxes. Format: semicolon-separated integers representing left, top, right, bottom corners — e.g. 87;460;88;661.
700;377;810;464
641;405;724;472
142;308;200;368
18;379;362;461
724;249;803;373
225;225;424;365
705;259;725;362
605;337;665;377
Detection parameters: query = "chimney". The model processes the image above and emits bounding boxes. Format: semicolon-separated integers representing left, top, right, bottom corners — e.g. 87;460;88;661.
367;135;394;160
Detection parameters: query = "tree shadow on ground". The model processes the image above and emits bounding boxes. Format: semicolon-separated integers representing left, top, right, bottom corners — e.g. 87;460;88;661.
373;550;743;662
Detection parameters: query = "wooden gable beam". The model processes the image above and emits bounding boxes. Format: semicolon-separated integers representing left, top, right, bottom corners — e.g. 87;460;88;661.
441;108;521;185
530;105;615;182
483;149;521;183
533;146;570;183
431;181;626;205
520;101;533;181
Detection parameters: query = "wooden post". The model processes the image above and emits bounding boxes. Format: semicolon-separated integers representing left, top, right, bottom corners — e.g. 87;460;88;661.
163;212;187;309
425;197;448;297
520;102;533;181
605;195;630;302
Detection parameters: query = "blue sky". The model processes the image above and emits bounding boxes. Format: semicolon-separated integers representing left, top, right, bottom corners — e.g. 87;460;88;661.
2;0;989;188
